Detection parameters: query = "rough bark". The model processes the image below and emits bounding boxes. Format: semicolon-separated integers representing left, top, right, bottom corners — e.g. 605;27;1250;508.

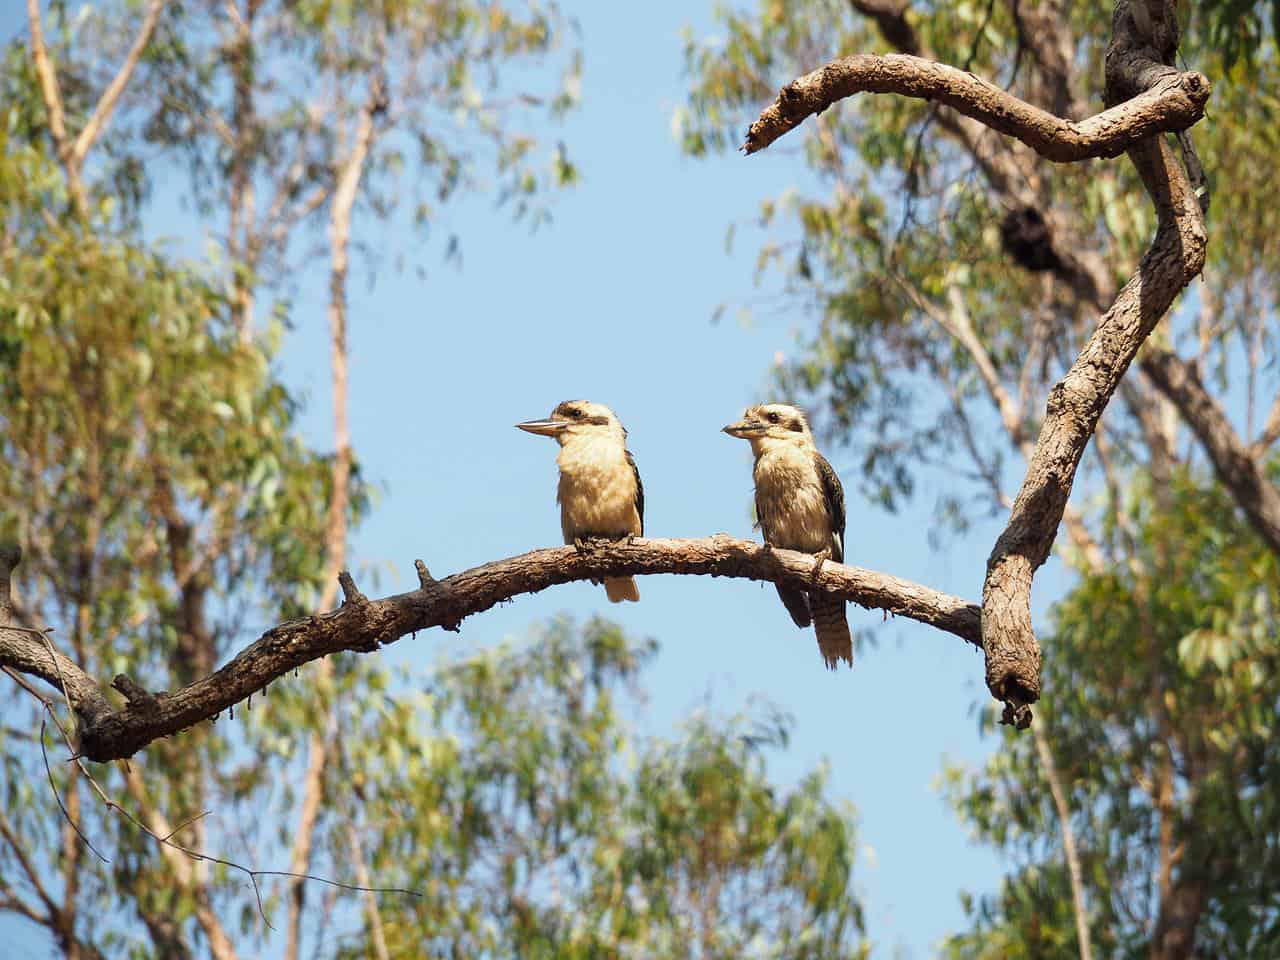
743;52;1207;159
0;536;981;762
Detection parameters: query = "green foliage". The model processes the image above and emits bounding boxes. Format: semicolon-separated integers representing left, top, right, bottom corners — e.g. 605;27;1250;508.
338;617;867;959
681;3;1280;953
131;0;582;245
1198;0;1280;67
942;474;1280;957
0;123;359;953
678;1;1279;521
0;131;863;954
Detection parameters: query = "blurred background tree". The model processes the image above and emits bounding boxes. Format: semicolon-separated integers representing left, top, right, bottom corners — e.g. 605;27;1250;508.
6;0;1280;954
679;0;1280;956
0;2;869;957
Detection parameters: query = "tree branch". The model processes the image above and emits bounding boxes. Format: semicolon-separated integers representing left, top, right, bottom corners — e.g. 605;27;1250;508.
25;0;84;215
742;52;1207;159
0;537;980;763
754;1;1208;725
982;0;1207;727
71;0;167;171
1032;723;1094;960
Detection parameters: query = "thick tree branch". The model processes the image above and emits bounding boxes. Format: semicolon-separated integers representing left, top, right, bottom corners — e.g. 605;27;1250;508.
1;537;979;763
982;1;1207;727
755;2;1209;725
742;52;1207;158
1140;347;1280;556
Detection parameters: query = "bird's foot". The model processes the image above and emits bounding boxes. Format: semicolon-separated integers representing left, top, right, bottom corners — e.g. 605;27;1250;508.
811;547;833;583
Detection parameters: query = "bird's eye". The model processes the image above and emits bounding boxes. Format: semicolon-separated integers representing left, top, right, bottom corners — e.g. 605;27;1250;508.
569;409;583;419
766;411;780;424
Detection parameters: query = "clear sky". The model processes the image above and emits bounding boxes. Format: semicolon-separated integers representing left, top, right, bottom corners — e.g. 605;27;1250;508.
267;2;1071;951
2;2;1082;956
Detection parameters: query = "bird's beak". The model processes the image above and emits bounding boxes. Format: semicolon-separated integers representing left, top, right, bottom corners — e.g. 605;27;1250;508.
516;418;569;437
722;420;764;438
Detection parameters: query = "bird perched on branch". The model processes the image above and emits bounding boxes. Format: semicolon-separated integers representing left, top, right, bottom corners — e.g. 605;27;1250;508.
723;403;852;669
517;400;644;603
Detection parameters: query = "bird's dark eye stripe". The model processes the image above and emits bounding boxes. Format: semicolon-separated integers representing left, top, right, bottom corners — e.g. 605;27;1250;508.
588;415;610;426
789;419;803;431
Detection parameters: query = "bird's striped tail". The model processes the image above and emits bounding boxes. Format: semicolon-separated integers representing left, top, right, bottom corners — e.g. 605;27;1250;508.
604;576;640;603
810;593;852;669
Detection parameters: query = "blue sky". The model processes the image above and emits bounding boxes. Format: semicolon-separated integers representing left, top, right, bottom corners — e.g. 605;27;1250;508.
1;2;1087;956
269;2;1057;951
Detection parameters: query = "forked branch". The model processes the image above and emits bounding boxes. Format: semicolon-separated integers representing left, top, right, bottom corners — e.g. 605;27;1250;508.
743;0;1210;727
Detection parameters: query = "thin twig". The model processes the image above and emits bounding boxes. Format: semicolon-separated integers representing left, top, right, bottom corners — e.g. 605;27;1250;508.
5;665;420;931
39;716;109;864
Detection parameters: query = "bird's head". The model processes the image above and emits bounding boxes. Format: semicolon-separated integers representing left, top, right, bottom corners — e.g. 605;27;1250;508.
722;402;814;455
516;400;627;446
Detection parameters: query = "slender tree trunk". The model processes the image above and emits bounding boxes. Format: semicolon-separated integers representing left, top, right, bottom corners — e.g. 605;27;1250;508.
283;81;380;960
1032;723;1094;960
227;1;260;343
348;825;390;960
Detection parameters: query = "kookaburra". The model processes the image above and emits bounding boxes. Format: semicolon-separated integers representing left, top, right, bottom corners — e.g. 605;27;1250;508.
723;403;852;669
517;400;644;603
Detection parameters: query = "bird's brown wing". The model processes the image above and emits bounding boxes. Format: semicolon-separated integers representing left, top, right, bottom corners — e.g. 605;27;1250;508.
774;584;812;628
814;452;846;562
755;485;812;627
812;452;851;667
626;448;644;535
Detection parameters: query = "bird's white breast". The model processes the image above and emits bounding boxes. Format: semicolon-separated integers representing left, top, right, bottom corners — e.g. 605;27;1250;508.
753;444;832;553
556;434;640;541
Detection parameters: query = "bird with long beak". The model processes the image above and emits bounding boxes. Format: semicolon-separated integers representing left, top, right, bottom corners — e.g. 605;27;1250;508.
516;400;644;603
723;403;852;669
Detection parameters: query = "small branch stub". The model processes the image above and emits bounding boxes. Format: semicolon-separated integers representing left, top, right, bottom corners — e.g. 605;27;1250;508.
112;674;160;712
337;570;367;605
414;559;435;589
